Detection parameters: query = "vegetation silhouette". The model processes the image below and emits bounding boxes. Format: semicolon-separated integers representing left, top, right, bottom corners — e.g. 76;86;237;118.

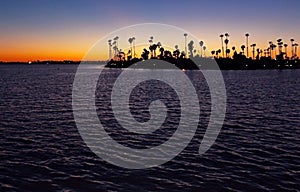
106;32;300;70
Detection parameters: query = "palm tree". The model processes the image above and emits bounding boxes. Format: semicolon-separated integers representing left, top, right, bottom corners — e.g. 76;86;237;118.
270;43;277;60
211;50;216;57
232;46;236;58
203;46;207;57
159;47;164;59
112;36;119;58
108;39;112;60
199;41;204;57
112;41;117;57
256;48;261;60
149;36;154;45
290;39;295;59
226;49;230;58
219;34;224;58
113;45;118;59
250;43;256;59
224;33;229;58
272;44;277;58
269;41;273;59
128;37;133;58
216;49;221;58
184;33;188;58
188;40;194;58
113;36;119;50
284;43;288;58
294;43;298;59
245;33;249;58
153;44;158;58
224;38;229;58
241;45;246;55
132;37;136;58
277;39;283;54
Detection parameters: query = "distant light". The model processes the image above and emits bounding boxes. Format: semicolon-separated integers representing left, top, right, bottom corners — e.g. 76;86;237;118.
28;61;32;64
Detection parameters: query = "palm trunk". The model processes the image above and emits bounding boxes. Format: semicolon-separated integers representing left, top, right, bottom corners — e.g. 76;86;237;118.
133;40;136;58
221;37;224;58
185;36;187;58
246;37;249;58
291;42;294;59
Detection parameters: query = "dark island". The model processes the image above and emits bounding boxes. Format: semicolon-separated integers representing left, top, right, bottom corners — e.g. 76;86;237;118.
105;34;300;70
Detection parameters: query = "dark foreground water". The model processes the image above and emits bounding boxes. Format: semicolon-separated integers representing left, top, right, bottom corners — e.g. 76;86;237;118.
1;64;300;192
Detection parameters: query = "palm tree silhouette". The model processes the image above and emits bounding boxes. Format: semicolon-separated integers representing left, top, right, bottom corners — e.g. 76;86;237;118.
226;49;230;58
250;43;256;59
284;43;288;58
256;48;261;60
232;46;236;57
294;43;298;59
149;43;158;58
157;42;162;48
203;46;207;57
199;41;204;57
173;45;180;59
153;44;158;58
216;49;221;58
113;36;119;50
290;39;295;59
241;45;246;55
132;37;136;58
273;44;277;58
219;34;225;58
245;33;249;58
277;39;283;55
224;33;229;58
188;40;194;58
149;36;154;45
231;46;236;58
112;36;119;58
184;33;188;58
112;41;117;57
159;47;164;59
113;45;118;59
269;41;273;59
108;39;112;60
211;50;216;57
128;37;133;58
270;43;276;59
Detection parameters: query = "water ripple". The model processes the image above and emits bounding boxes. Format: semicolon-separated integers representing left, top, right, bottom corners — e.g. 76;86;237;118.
0;65;300;191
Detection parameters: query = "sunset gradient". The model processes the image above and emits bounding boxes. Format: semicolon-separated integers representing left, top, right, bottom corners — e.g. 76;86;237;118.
1;0;300;61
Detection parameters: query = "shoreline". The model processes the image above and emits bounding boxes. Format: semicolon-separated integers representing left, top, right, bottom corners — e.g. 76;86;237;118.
1;58;300;70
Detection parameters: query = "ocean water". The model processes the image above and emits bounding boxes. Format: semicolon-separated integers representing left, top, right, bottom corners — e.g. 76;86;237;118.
0;64;300;192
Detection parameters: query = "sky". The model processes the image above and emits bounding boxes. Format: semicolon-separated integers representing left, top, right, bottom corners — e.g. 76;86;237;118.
1;0;300;61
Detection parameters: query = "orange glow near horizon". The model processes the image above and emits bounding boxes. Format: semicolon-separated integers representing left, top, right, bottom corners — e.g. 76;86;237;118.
1;30;300;62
